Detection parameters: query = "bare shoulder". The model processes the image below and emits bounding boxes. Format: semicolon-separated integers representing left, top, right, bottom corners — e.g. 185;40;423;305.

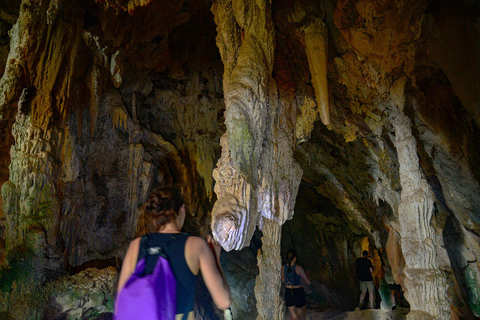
296;264;305;273
124;238;141;261
186;235;208;250
128;237;141;252
130;237;141;246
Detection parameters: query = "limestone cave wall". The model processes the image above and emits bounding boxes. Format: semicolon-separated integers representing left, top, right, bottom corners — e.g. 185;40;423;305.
0;0;479;319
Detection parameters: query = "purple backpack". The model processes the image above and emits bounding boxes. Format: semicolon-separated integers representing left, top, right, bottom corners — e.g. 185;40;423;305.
115;234;177;320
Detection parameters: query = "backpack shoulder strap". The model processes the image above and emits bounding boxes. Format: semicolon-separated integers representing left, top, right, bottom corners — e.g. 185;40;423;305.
140;233;177;275
284;264;292;286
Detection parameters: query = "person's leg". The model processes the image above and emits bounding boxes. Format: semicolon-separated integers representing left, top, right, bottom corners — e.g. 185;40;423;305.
359;291;366;305
298;305;307;320
294;288;307;320
357;281;367;309
368;290;374;308
286;289;298;319
367;281;375;308
390;289;396;309
388;283;398;309
288;306;299;320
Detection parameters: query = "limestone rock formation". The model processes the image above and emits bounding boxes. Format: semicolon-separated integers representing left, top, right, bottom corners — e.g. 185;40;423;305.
0;0;479;319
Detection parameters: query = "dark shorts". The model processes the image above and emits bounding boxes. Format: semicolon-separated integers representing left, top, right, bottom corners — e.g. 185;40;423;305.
285;287;306;308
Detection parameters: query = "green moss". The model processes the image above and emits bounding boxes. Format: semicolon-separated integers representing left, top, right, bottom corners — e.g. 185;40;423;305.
378;278;392;308
229;117;254;180
20;183;58;236
82;308;102;318
0;246;35;292
105;293;115;312
465;266;480;316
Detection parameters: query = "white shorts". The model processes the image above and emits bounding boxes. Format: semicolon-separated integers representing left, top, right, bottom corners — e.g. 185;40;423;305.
359;280;374;292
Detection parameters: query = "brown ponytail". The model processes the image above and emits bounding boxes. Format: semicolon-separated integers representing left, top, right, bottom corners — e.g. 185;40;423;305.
143;186;185;233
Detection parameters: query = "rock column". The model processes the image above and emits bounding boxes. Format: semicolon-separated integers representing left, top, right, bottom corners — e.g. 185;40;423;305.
2;88;61;252
254;219;284;320
391;79;450;320
211;1;302;319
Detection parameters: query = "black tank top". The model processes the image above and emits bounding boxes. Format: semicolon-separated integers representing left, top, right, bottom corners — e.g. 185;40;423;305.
137;232;198;315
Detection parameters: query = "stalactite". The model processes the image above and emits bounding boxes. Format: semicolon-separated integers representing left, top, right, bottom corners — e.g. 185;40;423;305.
211;134;254;251
110;105;128;130
95;0;154;15
127;143;145;234
106;89;184;238
296;96;318;143
211;0;268;249
212;1;302;317
211;0;301;247
385;227;405;287
87;65;102;137
303;19;330;126
194;139;216;201
60;213;84;266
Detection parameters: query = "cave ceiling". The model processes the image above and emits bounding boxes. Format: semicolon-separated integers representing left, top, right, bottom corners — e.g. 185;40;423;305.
0;0;477;224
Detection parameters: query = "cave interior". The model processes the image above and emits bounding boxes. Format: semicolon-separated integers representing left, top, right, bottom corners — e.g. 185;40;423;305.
0;0;479;319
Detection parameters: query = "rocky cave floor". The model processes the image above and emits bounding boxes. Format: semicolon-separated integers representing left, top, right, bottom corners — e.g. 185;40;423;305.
284;305;409;320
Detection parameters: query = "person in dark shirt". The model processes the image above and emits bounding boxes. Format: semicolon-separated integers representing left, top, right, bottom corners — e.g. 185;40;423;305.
281;249;311;320
354;250;375;310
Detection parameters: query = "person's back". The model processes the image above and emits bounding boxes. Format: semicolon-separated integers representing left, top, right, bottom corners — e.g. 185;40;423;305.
115;187;231;320
354;250;375;310
136;233;197;317
284;263;302;286
355;257;374;281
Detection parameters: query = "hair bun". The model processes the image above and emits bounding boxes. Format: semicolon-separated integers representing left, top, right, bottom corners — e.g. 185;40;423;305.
158;196;174;211
143;186;185;233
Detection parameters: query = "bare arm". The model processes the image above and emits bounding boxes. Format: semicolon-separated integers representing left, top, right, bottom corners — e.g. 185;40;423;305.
116;238;140;297
192;236;231;310
296;265;311;286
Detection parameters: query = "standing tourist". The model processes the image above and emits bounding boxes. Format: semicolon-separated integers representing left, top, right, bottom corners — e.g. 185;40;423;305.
282;249;311;320
354;250;375;310
115;187;231;320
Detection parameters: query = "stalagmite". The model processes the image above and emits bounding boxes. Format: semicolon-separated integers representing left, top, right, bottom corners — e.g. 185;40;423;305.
254;219;284;320
2;88;61;251
391;78;450;320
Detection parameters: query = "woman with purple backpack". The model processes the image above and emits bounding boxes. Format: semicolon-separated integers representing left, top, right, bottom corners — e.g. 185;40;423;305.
115;187;231;320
